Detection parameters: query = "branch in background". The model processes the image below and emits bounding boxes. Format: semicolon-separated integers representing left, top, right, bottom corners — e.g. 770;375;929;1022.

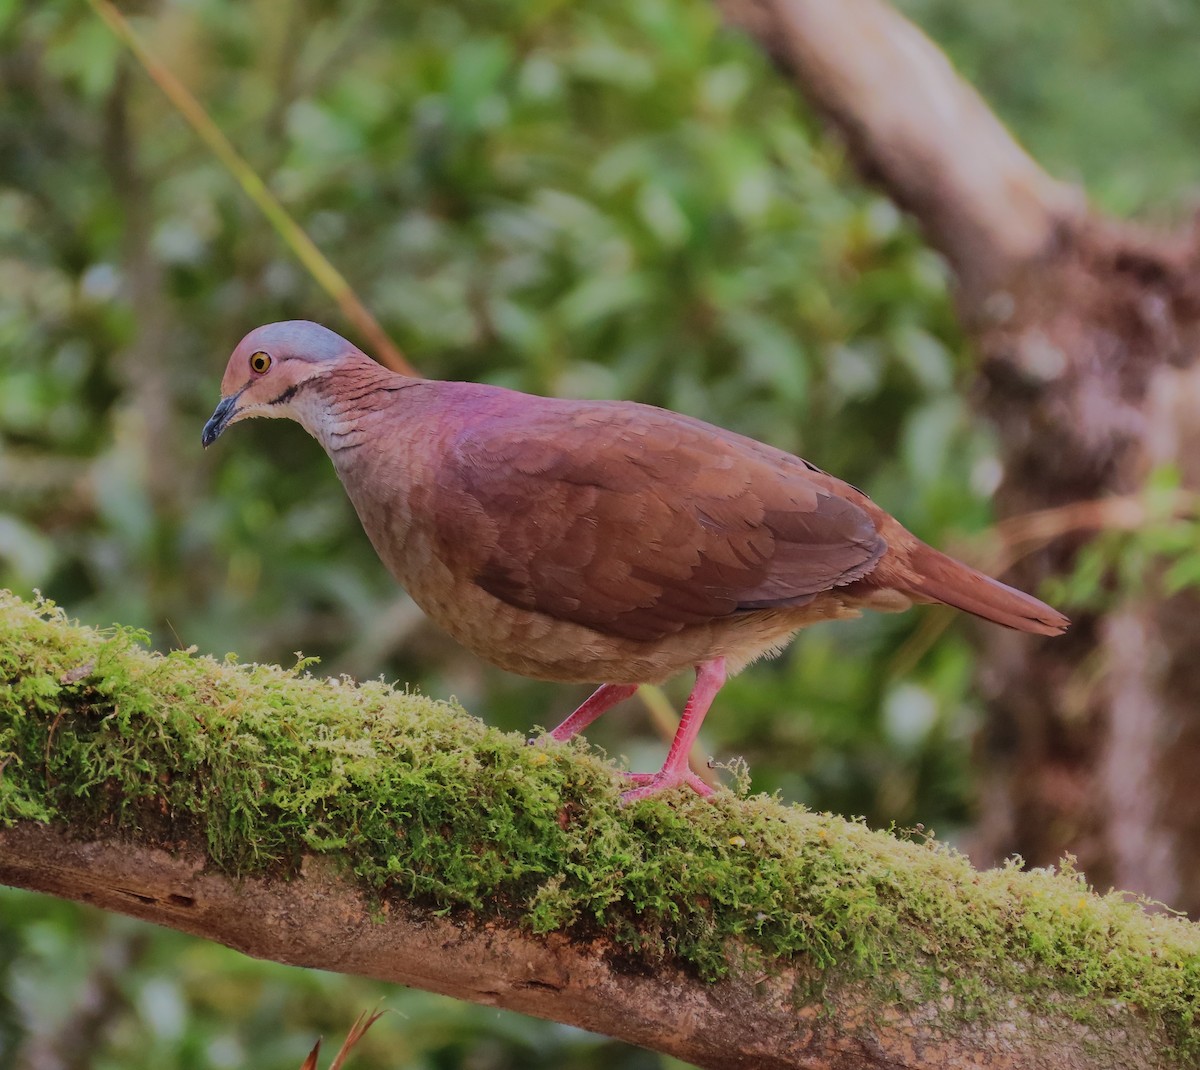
709;0;1200;917
1;590;1198;1070
714;0;1085;303
84;0;412;375
889;490;1198;676
988;493;1191;569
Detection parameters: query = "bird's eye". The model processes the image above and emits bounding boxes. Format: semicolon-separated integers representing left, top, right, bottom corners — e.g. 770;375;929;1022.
249;351;272;374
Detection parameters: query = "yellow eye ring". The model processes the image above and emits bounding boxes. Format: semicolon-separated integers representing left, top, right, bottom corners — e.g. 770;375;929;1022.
249;351;272;374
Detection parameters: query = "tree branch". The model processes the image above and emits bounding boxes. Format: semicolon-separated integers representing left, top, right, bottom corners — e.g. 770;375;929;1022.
715;0;1085;302
1;589;1198;1069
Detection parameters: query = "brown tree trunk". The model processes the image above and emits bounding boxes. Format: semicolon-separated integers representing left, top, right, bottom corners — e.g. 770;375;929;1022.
716;0;1200;912
973;224;1200;911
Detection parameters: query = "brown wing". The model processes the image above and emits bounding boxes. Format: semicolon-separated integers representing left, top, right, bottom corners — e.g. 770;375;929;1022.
431;398;886;643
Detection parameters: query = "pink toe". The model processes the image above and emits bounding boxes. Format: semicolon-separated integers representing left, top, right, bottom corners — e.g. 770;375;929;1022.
619;770;714;805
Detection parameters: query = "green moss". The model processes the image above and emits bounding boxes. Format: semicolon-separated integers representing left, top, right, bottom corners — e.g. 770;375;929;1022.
2;589;1199;1055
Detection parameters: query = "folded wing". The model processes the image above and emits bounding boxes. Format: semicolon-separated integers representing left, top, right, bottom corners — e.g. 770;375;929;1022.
431;400;887;643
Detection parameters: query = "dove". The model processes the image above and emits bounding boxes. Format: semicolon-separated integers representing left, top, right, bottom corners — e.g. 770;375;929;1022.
203;321;1067;803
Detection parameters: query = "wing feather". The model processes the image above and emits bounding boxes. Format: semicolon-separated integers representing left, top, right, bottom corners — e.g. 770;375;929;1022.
433;399;886;642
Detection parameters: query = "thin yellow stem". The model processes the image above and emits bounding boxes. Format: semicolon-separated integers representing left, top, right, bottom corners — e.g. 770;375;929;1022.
637;684;719;788
86;0;413;375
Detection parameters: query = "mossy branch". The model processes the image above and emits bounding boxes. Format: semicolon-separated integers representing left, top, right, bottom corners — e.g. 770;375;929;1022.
1;590;1197;1069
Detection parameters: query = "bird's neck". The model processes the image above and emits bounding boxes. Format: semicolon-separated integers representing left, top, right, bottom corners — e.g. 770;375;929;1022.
289;357;420;458
291;359;450;584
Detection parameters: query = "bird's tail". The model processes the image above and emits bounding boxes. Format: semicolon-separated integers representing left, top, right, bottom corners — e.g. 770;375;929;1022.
905;543;1069;637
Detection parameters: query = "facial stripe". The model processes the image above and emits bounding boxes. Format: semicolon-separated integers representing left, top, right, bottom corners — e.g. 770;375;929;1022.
268;378;313;407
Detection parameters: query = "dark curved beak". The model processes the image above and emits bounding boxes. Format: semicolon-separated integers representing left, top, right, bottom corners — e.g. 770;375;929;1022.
201;394;239;448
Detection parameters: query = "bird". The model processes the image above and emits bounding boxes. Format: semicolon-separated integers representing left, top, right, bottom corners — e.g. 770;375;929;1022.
202;320;1068;803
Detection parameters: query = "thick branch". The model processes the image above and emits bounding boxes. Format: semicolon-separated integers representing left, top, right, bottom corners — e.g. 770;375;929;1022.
1;590;1198;1069
715;0;1085;301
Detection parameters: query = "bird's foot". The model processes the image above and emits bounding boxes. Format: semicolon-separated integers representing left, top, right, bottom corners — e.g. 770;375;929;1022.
619;768;714;805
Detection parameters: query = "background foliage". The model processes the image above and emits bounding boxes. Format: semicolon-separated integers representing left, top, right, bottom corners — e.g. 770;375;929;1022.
0;0;1196;1066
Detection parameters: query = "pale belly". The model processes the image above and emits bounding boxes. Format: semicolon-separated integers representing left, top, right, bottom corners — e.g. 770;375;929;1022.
399;547;895;684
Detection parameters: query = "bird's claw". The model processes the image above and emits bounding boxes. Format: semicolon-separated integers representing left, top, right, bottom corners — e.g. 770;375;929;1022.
619;768;714;805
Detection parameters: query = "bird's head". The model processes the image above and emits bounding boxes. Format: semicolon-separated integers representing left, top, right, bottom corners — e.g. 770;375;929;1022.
201;320;359;447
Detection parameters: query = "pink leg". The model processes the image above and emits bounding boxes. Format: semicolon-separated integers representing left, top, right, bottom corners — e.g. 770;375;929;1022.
545;682;637;742
620;657;726;805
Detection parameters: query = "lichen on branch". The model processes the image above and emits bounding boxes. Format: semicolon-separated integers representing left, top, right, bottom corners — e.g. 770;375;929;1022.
1;589;1198;1066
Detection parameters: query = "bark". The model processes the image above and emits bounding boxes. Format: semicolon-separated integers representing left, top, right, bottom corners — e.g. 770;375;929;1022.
715;0;1084;302
975;227;1200;913
715;0;1200;914
2;590;1197;1069
0;824;1171;1070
